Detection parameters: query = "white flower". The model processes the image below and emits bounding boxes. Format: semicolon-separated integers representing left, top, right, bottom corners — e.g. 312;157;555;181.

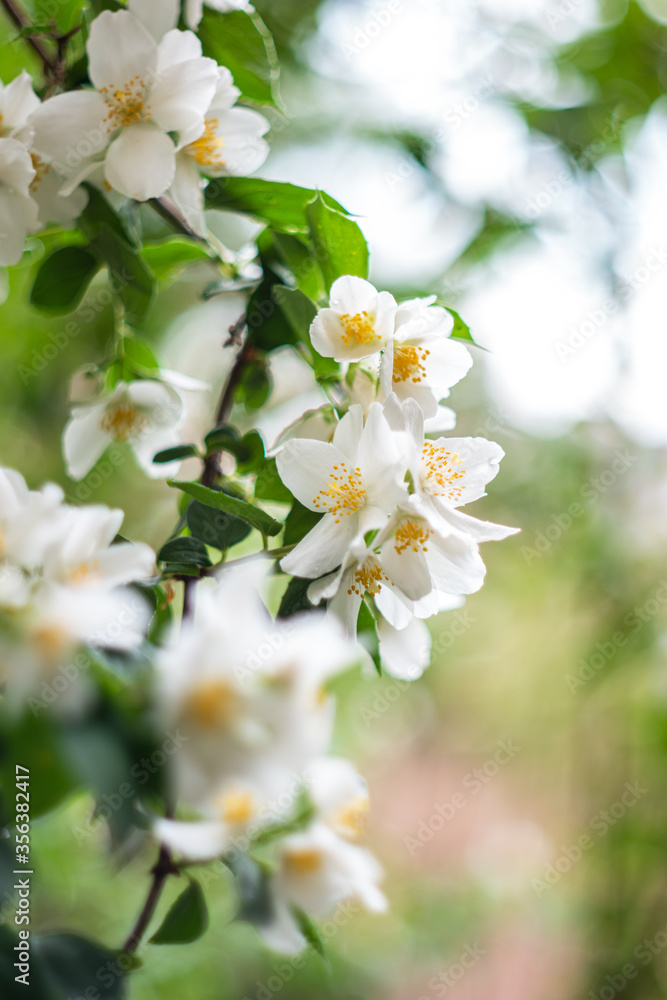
379;296;473;418
184;0;254;30
41;504;155;589
0;72;86;228
28;6;218;201
0;72;40;140
0;469;65;569
155;566;359;812
310;276;398;363
259;821;387;953
62;379;184;480
170;67;269;234
383;395;519;544
276;403;410;580
0;137;38;266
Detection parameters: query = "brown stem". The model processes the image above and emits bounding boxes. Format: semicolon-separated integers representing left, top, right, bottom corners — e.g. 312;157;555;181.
201;316;252;489
149;196;208;244
122;844;178;954
0;0;57;75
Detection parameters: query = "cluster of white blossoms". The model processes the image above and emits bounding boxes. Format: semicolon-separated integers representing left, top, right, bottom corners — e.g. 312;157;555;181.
0;0;270;265
153;566;386;953
0;466;155;701
276;275;519;681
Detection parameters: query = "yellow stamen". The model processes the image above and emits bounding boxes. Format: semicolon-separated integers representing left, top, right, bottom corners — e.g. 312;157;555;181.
394;520;430;555
99;76;148;130
339;311;380;349
283;847;323;874
312;462;366;524
217;790;254;825
347;559;388;598
421;442;466;502
185;680;238;728
29;153;50;192
32;624;70;658
69;558;101;584
187;118;225;170
334;797;368;839
100;404;146;442
392;344;430;384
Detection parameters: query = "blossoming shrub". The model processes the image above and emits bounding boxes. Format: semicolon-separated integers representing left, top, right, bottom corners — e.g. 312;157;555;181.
0;0;516;993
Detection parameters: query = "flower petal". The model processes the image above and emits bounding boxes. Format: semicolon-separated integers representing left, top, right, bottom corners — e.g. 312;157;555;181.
154;817;230;860
276;439;348;511
29;90;108;166
104;125;176;200
128;0;179;42
1;71;40;131
149;57;219;136
87;10;158;92
169;152;206;235
157;27;204;70
280;513;357;579
62;405;111;480
377;616;431;681
0;187;37;266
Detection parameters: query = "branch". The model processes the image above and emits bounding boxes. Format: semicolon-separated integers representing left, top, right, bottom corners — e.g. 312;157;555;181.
149;196;208;244
122;844;178;954
201;315;253;489
0;0;58;77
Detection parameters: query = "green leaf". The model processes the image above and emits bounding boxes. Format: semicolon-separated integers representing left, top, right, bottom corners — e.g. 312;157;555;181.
90;225;155;323
306;193;369;292
357;600;382;676
33;933;128;999
153;444;201;463
187;500;251;550
205;179;349;234
272;285;317;340
150;879;209;945
277;576;313;619
30;246;100;314
290;907;330;964
157;536;212;568
237;362;272;410
168;481;282;536
227;853;274;925
204;427;265;472
198;8;280;106
80;183;135;245
253;794;315;846
0;712;79;819
443;306;483;348
272;232;325;301
122;334;160;375
142;238;213;281
283;500;322;547
254;457;293;504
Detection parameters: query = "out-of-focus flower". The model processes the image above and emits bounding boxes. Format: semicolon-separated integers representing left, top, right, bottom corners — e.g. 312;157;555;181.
0;137;38;266
62;379;184;480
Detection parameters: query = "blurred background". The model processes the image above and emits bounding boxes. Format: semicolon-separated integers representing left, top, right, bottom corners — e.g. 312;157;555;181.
3;0;667;997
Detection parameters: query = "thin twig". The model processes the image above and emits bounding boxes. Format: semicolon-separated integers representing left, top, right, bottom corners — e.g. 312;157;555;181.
201;317;253;489
0;0;57;74
122;844;179;954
